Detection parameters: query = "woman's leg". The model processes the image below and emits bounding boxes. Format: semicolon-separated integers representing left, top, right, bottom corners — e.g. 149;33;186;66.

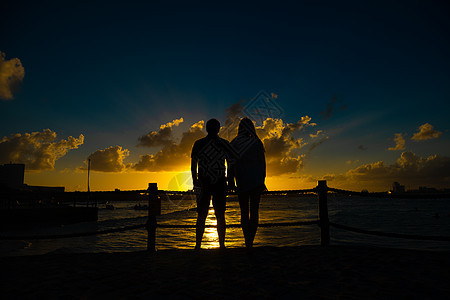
238;191;250;247
248;189;261;247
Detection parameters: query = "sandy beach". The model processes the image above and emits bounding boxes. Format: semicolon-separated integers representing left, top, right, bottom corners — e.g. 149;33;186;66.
1;245;449;299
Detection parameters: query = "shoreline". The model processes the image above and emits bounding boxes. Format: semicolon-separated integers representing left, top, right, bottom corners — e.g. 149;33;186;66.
2;245;449;298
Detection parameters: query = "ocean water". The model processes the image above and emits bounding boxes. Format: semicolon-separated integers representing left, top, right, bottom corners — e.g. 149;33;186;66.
1;195;450;256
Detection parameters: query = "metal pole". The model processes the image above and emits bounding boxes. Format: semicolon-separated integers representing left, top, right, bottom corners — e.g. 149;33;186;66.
147;183;159;252
87;159;91;207
317;180;330;246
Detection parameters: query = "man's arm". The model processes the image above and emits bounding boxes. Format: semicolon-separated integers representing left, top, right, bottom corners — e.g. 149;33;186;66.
191;157;200;188
223;139;237;192
226;148;236;192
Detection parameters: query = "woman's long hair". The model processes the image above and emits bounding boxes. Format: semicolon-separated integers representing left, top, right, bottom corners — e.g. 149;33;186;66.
237;117;259;139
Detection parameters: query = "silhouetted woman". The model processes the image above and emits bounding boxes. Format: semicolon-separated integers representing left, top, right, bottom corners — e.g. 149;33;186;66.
229;118;266;248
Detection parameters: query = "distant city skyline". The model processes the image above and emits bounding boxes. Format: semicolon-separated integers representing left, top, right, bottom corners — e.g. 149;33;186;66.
1;0;450;192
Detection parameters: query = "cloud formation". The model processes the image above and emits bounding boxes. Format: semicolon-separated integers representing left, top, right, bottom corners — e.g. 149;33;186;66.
255;116;316;176
219;102;245;141
358;145;367;151
137;118;183;147
132;100;321;175
134;120;205;171
307;136;329;154
345;151;450;188
0;51;25;100
85;146;131;172
346;160;359;165
218;102;321;176
309;130;323;138
411;123;442;141
0;129;84;170
319;94;347;120
388;133;405;151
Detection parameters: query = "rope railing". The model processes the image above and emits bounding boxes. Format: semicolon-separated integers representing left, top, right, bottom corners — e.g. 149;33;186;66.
327;187;363;196
0;223;147;241
158;220;319;229
0;220;320;240
156;188;317;196
1;181;449;250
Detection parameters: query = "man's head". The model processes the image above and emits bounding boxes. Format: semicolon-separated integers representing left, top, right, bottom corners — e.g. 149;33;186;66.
206;118;220;136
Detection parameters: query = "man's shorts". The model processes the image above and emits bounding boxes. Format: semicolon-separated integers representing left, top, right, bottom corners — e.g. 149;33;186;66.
196;178;226;214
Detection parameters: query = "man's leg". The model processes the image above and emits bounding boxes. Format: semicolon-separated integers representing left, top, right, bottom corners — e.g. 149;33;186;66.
195;187;210;250
195;209;208;250
213;183;226;249
215;210;226;249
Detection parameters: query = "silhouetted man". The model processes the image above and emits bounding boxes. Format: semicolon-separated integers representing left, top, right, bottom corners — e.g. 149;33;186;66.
191;118;232;250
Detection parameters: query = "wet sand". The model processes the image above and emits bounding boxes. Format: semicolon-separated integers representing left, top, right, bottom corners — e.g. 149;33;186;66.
2;245;449;299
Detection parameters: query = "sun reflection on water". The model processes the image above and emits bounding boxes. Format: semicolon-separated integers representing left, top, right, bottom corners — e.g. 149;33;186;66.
201;206;248;249
202;208;219;249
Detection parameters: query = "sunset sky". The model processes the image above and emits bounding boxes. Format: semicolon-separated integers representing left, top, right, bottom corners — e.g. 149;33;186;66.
1;0;450;192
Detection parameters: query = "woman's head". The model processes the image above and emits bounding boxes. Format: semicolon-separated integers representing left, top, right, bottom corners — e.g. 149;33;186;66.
238;117;258;138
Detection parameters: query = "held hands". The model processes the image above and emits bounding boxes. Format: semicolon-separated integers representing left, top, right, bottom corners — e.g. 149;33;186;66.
227;179;236;193
193;178;201;189
192;177;236;192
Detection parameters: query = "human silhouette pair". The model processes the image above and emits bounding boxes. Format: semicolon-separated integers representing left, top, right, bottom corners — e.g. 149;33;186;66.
191;118;266;250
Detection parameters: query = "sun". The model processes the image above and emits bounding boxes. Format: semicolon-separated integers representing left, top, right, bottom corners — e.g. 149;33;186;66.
166;171;193;191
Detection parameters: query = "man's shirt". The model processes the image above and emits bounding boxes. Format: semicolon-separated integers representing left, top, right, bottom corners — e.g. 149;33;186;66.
191;135;233;184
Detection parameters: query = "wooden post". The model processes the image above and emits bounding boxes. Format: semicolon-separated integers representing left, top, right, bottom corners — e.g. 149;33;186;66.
147;183;160;252
317;180;330;246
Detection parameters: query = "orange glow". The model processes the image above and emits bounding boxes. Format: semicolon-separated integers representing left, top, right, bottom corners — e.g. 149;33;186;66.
25;170;194;192
24;169;318;192
265;176;313;191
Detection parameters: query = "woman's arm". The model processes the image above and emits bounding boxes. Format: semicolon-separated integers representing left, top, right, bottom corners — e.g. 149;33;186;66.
259;140;266;178
227;160;236;191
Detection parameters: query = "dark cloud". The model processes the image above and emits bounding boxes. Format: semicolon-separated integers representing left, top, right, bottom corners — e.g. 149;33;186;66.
133;102;322;175
358;145;367;151
309;130;323;138
0;129;84;170
217;102;319;176
83;146;131;172
137;118;183;147
306;130;328;155
0;51;24;100
307;136;329;153
345;151;450;188
219;103;318;176
219;102;245;141
411;123;442;141
255;116;316;176
218;102;321;176
134;121;205;171
388;133;405;151
319;94;347;120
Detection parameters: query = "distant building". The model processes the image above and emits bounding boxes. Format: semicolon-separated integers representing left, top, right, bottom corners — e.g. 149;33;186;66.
391;182;405;193
0;163;25;190
0;163;64;192
25;185;65;193
418;186;438;193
